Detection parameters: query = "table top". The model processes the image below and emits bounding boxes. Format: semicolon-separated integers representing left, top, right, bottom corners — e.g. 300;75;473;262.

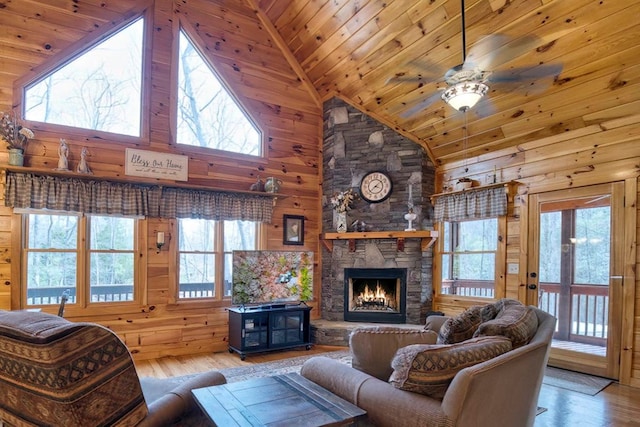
192;372;367;426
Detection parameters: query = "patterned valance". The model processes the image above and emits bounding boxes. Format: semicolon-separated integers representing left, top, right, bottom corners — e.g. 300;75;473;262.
5;172;273;222
434;186;507;222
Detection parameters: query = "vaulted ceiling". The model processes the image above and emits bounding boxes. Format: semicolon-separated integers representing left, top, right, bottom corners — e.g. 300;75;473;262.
256;0;638;166
2;0;638;168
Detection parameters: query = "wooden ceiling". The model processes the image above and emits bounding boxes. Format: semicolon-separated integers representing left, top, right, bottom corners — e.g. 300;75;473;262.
2;0;638;169
256;0;639;166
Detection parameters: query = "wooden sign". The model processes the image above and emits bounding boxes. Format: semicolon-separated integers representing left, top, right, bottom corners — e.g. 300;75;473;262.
125;148;188;181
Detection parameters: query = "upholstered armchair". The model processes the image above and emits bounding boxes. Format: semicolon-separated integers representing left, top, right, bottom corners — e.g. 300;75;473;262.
0;310;225;426
302;300;556;427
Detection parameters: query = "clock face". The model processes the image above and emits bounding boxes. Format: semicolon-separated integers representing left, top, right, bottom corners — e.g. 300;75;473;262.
359;171;392;203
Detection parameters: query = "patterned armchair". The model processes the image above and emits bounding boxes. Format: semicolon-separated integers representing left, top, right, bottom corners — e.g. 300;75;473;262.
0;310;225;426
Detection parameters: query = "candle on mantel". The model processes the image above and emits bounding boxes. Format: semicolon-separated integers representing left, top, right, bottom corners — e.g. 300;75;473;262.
408;183;413;205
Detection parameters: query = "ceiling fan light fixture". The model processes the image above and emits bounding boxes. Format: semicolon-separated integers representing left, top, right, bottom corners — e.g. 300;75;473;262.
441;81;489;111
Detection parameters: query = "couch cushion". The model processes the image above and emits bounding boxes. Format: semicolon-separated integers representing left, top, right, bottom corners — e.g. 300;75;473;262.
473;304;538;347
350;326;438;381
389;336;513;399
0;310;148;426
437;303;500;344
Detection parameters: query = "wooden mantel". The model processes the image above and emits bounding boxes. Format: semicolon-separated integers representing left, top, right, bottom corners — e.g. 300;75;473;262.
321;230;438;252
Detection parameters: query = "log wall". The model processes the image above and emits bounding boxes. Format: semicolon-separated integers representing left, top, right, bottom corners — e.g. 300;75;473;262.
436;112;640;385
0;0;322;360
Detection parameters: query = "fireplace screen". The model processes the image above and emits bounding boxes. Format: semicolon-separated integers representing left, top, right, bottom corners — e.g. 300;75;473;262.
344;268;406;323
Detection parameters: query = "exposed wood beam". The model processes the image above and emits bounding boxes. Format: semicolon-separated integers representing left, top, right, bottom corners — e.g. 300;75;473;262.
246;0;322;109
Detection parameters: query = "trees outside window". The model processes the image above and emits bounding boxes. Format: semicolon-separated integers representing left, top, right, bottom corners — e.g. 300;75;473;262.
24;213;139;307
24;19;144;137
178;219;257;300
177;30;261;156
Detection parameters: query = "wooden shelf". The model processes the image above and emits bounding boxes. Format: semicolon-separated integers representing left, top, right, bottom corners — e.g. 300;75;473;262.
2;165;284;204
321;230;438;252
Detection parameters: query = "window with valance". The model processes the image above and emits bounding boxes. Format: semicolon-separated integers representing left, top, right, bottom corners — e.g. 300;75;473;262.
433;185;510;301
433;186;507;222
5;172;274;223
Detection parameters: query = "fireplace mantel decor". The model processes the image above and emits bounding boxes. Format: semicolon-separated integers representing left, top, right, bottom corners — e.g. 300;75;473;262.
321;230;438;252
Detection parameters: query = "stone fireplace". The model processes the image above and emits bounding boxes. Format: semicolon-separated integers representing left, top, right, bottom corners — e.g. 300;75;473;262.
319;98;436;326
344;268;406;323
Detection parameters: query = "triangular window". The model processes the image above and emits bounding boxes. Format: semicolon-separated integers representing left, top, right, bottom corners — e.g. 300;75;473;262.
177;30;261;156
24;18;144;137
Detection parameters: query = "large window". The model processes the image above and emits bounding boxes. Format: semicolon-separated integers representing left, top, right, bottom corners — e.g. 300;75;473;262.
24;18;144;137
23;213;139;308
177;30;261;155
440;218;498;298
178;219;257;300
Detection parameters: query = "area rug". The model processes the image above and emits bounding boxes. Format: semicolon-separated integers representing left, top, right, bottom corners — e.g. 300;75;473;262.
542;366;613;395
140;349;351;404
219;349;352;382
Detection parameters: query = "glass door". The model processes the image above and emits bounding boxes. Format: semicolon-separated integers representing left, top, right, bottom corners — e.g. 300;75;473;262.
527;183;624;379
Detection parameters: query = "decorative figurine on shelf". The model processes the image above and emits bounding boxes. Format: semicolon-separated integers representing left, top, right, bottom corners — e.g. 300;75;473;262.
249;175;265;192
55;138;70;171
77;147;92;174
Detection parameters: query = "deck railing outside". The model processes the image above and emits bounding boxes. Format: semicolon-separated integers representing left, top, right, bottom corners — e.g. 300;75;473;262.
441;280;607;348
441;279;495;298
26;282;228;305
538;282;608;346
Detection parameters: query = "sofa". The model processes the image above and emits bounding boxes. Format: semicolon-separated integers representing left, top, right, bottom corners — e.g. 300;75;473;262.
0;310;225;427
301;299;556;427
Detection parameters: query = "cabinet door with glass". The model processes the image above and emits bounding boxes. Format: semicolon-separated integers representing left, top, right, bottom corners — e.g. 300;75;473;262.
269;310;309;348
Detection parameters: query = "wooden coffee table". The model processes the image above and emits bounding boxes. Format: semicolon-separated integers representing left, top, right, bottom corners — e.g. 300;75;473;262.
192;372;367;426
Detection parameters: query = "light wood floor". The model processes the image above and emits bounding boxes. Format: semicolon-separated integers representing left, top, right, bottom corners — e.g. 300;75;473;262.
134;346;640;426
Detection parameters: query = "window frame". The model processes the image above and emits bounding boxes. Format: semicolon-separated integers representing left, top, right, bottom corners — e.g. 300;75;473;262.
15;211;146;314
434;216;507;303
13;6;153;146
172;219;262;305
171;20;266;160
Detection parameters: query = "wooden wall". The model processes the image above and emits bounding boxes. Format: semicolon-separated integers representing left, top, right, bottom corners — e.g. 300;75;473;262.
435;111;640;385
0;0;322;360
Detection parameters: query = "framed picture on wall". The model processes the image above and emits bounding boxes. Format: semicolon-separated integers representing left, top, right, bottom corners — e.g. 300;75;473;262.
283;214;304;245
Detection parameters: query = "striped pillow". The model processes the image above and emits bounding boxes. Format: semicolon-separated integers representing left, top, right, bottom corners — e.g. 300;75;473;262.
389;336;513;399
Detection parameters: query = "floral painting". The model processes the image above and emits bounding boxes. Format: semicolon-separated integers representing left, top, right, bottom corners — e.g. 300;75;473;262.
232;251;314;305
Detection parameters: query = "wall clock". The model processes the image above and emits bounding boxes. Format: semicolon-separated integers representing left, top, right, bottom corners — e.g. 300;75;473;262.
359;171;393;203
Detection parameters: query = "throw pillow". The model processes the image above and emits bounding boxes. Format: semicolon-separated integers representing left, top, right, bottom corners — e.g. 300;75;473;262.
437;303;500;344
389;336;513;399
473;304;538;347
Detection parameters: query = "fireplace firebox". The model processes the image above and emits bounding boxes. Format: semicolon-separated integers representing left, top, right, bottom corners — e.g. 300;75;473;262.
344;268;406;323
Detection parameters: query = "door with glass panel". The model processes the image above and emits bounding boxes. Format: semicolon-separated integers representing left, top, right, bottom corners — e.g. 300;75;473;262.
527;183;623;379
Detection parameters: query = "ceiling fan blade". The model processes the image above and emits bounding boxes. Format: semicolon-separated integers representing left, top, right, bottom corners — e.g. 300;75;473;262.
487;63;563;83
386;59;446;85
472;96;496;118
463;34;547;72
399;90;444;118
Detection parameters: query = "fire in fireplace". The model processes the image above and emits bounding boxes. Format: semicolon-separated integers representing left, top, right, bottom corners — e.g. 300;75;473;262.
344;268;406;323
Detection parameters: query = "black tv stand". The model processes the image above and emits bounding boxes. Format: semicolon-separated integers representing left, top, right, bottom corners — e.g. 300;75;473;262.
228;304;312;360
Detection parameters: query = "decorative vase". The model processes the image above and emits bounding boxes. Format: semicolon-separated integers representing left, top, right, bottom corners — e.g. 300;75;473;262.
264;177;282;193
335;211;348;233
8;148;24;166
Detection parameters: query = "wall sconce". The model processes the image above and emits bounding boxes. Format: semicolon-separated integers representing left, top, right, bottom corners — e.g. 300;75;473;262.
156;231;165;253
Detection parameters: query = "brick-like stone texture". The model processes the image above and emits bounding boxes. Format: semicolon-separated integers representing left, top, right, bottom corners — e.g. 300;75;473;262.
321;98;436;325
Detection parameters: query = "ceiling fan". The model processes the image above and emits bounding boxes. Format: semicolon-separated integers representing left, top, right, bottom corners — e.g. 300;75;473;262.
396;0;563;117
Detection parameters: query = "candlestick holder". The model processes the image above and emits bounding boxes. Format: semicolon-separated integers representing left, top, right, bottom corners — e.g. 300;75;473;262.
404;208;417;231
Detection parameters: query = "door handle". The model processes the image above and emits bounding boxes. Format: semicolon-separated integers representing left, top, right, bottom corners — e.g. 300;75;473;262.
528;284;537;290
